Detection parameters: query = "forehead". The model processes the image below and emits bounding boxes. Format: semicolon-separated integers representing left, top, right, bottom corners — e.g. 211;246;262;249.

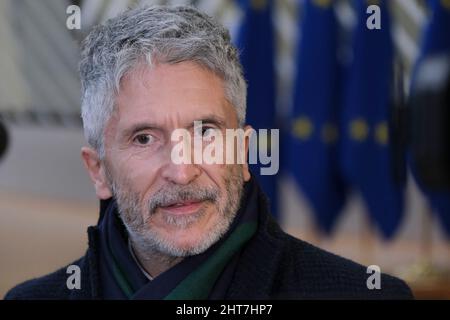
112;61;238;129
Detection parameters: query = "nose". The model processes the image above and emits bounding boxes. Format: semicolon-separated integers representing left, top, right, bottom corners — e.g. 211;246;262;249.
161;162;202;185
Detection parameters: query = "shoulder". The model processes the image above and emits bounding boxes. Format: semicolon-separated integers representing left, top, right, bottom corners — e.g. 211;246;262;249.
253;216;413;299
4;257;85;300
263;219;413;299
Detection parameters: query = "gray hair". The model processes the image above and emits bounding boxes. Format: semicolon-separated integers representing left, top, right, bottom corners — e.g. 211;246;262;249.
80;5;247;158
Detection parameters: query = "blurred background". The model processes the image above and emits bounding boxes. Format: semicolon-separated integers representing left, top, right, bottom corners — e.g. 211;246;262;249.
0;0;449;299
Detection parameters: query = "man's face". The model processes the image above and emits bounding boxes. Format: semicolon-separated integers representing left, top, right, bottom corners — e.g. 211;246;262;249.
99;61;250;257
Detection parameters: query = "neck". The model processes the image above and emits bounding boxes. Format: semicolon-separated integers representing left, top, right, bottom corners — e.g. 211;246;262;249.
129;239;183;279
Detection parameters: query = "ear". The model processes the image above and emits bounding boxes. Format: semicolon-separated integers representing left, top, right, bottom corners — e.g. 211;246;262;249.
81;147;113;200
242;125;253;182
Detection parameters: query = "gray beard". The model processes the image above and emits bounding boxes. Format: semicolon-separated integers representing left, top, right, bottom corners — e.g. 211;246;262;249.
107;167;245;259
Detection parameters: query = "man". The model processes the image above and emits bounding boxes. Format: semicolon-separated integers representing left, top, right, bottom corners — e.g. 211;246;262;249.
5;5;412;300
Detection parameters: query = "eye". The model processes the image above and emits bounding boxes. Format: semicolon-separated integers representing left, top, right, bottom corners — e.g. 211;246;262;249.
195;126;217;139
133;133;154;146
202;127;216;139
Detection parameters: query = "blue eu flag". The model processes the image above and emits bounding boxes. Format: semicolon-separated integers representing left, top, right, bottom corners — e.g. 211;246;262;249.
340;0;404;238
411;0;450;235
288;0;346;234
236;0;278;216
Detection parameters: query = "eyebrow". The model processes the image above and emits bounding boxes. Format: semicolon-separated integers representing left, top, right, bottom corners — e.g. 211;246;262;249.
121;114;228;139
121;123;161;140
189;115;227;129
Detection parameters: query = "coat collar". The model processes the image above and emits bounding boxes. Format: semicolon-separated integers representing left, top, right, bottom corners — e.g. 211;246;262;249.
67;226;102;299
225;190;285;299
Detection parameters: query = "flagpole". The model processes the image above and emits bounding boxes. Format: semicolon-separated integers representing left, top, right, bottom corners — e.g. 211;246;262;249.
359;208;376;267
308;211;324;249
398;202;436;298
420;204;434;267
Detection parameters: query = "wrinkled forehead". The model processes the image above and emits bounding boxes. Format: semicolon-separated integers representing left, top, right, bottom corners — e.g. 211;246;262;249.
107;61;239;136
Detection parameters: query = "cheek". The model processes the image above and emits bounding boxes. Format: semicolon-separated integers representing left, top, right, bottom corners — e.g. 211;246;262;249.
114;155;161;198
200;163;239;194
199;163;227;183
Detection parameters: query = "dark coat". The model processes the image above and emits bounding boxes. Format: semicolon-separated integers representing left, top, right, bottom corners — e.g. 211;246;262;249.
4;189;413;300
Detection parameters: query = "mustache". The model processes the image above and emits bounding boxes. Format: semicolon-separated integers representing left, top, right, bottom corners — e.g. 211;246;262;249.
147;184;219;214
